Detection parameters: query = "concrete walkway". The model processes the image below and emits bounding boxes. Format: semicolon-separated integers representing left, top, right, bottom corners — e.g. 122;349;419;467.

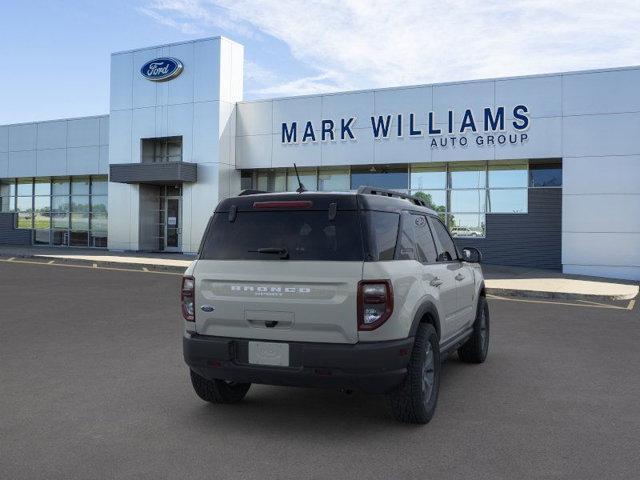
0;246;637;301
482;265;639;301
0;246;193;271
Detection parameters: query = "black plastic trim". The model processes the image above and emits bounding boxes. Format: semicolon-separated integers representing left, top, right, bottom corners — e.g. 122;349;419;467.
183;333;414;394
409;301;441;339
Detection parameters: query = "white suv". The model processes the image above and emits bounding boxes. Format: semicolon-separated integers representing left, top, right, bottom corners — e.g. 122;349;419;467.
182;187;489;424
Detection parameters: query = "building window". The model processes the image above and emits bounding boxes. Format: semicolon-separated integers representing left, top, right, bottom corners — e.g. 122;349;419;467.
141;136;183;163
242;158;559;239
488;162;528;214
448;163;486;237
240;171;253;191
2;175;108;248
529;161;562;187
318;167;350;191
350;165;408;190
0;179;16;212
257;169;286;192
286;167;318;191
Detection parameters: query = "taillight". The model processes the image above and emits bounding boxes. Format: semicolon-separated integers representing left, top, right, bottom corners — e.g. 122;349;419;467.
181;276;195;321
357;280;393;331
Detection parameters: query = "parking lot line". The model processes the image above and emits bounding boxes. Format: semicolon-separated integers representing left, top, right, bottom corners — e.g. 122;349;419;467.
487;293;635;311
0;257;183;276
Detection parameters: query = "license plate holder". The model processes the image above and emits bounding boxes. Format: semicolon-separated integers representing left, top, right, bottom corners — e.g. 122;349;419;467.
248;341;290;367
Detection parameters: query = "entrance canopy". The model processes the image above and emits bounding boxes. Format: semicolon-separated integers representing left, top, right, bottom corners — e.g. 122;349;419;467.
109;162;197;185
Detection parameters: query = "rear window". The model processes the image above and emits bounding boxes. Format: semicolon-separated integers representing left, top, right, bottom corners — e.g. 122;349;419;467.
199;210;364;261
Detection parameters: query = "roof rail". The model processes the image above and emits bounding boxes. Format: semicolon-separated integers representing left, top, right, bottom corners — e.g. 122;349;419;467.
357;186;428;207
238;189;268;196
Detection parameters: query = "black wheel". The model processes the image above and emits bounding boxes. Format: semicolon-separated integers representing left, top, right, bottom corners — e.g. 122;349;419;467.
387;323;441;424
189;369;251;404
458;296;490;364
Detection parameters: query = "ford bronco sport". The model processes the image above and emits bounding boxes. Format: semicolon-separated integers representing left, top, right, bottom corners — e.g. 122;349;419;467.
182;187;489;424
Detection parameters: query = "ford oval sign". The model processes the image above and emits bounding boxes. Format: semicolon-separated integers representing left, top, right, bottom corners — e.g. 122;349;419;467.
140;57;183;82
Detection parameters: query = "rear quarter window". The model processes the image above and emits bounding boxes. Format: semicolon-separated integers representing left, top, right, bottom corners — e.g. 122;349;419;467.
362;211;400;261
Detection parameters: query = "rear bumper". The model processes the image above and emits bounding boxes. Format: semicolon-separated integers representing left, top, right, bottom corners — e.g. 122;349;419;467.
183;332;414;394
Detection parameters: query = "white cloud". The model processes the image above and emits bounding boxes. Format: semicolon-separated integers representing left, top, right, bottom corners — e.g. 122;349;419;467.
143;0;640;97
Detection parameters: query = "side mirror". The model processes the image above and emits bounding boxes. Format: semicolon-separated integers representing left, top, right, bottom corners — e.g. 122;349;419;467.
461;247;482;263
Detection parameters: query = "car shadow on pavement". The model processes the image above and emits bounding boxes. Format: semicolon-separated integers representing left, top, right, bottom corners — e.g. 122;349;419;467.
176;356;472;435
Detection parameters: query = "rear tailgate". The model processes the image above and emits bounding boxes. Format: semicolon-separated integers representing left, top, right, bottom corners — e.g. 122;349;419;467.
194;260;362;343
193;195;365;344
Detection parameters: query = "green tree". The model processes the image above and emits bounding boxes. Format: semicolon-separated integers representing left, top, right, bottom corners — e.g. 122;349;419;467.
413;191;446;223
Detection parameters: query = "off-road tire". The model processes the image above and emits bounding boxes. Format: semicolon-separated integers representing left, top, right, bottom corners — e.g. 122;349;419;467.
190;369;251;404
387;323;441;424
458;296;490;364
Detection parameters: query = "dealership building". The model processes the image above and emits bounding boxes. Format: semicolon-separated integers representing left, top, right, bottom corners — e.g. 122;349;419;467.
1;36;639;280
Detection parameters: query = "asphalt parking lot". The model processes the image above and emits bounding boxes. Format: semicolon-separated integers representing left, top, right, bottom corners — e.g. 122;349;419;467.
1;259;639;480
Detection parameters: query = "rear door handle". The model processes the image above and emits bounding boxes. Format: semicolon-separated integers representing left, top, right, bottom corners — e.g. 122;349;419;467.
430;277;443;287
455;273;465;281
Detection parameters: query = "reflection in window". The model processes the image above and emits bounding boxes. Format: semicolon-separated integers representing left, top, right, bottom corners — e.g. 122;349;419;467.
17;179;33;196
71;213;89;230
410;164;446;189
450;190;486;213
318;167;350;191
7;175;107;247
489;163;528;188
16;196;33;229
449;164;486;189
91;195;108;214
91;177;108;195
1;179;15;213
52;178;70;196
448;213;486;238
351;165;408;190
71;177;90;195
256;170;286;192
33;197;51;229
71;195;90;212
530;162;562;187
411;190;446;212
34;178;51;196
488;189;528;213
286;167;317;191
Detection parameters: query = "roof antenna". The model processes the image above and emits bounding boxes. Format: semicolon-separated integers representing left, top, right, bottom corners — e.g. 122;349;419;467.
293;163;307;193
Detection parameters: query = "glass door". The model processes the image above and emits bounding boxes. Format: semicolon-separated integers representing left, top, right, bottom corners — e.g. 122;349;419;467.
164;197;181;252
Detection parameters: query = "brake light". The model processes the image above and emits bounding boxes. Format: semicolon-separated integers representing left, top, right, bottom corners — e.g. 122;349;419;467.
253;200;313;209
357;280;393;331
181;276;195;321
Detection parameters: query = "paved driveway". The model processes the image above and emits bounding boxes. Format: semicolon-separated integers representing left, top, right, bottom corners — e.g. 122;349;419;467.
1;260;639;479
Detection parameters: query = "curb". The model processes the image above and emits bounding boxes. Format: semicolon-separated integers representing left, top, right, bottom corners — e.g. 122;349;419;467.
0;253;188;274
486;287;637;302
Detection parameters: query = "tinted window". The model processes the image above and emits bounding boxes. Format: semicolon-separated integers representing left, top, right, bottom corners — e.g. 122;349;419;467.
428;217;458;262
529;163;562;187
363;211;399;261
200;210;363;261
412;214;438;263
396;213;417;261
350;165;408;190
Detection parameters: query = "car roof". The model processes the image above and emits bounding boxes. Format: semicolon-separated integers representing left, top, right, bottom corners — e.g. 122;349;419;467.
216;189;439;216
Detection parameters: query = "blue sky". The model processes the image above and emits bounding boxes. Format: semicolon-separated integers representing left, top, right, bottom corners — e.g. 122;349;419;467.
1;0;639;125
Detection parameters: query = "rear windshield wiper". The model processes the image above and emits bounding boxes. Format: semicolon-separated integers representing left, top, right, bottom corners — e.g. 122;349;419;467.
248;247;290;259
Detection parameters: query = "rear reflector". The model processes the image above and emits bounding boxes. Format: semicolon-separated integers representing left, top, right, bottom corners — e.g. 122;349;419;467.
253;200;313;209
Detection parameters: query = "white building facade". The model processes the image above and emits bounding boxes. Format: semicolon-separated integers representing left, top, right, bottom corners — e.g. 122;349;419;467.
1;36;639;280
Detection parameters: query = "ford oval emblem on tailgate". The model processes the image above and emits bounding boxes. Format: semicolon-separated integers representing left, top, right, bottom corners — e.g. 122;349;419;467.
200;305;215;312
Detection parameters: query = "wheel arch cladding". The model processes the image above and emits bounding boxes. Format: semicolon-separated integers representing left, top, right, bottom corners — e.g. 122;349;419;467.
409;302;441;340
